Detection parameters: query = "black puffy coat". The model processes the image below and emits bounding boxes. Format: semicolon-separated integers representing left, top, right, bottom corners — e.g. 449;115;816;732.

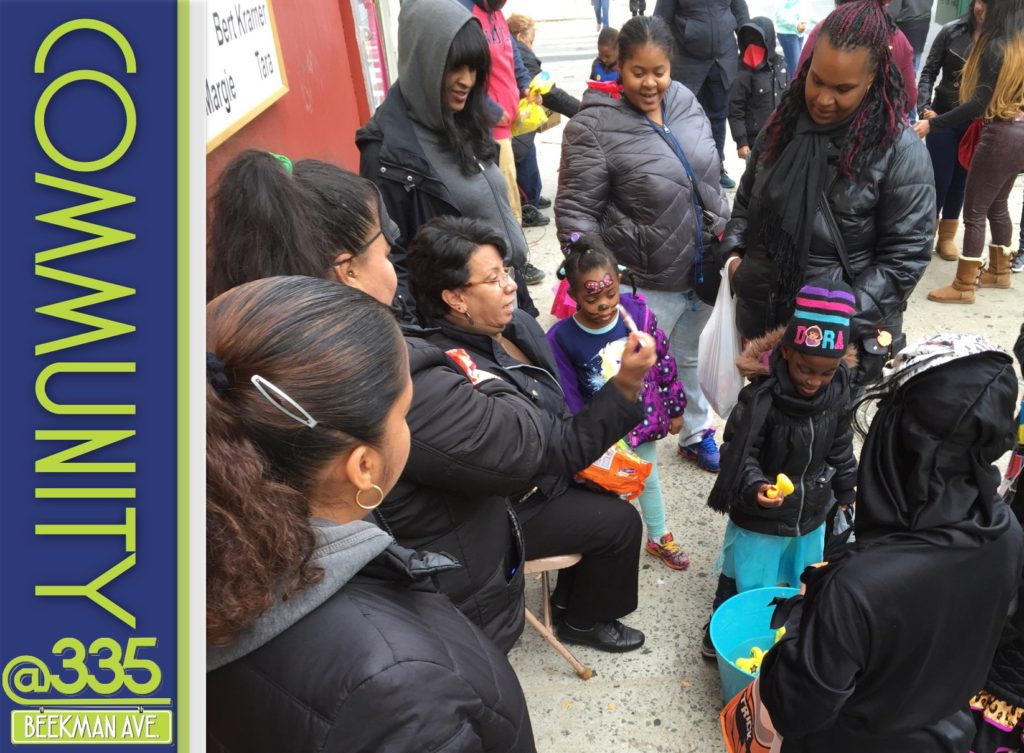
379;324;641;652
916;14;973;117
728;17;788;150
653;0;750;90
556;82;731;292
208;543;535;753
721;126;933;360
710;329;857;536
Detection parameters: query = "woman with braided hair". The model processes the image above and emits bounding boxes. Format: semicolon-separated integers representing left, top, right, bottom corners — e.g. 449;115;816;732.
720;0;934;388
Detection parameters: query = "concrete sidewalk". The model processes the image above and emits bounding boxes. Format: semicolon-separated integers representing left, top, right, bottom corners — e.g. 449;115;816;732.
504;28;1023;753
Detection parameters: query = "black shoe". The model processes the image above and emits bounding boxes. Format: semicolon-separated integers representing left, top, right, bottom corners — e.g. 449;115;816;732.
719;170;737;190
701;621;716;659
556;619;646;652
550;599;567;626
521;204;550;228
536;196;552;209
522;262;546;285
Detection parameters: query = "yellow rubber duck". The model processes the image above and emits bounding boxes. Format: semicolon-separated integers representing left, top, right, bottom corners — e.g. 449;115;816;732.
765;473;796;500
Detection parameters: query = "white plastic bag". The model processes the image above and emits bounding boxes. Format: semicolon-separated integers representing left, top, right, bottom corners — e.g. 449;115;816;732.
698;270;743;418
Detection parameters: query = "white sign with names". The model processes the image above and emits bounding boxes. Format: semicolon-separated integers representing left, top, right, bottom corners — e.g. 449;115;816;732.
206;0;288;151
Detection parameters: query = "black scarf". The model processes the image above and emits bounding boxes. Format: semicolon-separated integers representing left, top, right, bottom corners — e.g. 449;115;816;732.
708;350;849;513
757;112;852;303
855;352;1017;546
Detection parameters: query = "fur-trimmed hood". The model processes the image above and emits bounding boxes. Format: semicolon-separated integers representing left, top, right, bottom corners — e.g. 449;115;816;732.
736;326;858;379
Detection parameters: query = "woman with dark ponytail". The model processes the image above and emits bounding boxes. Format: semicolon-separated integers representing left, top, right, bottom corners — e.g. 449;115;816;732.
205;276;535;753
720;0;934;388
208;150;399;307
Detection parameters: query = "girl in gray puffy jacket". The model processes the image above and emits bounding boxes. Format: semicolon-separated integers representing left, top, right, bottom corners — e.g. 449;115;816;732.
556;15;731;473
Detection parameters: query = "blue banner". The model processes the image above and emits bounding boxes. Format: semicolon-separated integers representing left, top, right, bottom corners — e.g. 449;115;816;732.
0;2;181;748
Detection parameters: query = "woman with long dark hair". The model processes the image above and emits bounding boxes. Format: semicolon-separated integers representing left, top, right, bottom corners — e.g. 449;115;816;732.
205;277;535;752
357;0;539;317
720;0;934;387
922;0;1024;303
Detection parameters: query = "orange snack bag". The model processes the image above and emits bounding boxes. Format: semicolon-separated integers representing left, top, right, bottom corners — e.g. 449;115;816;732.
575;440;652;501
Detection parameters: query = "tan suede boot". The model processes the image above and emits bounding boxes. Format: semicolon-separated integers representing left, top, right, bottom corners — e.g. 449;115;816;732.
927;257;983;304
935;219;959;261
978;244;1013;288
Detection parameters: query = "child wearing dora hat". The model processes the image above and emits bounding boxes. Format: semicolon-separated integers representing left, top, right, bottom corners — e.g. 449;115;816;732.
699;280;859;658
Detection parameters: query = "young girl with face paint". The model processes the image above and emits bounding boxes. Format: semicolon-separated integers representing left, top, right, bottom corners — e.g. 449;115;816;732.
700;280;858;659
546;235;690;570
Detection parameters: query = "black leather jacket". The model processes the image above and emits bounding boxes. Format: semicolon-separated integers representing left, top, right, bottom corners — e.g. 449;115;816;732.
917;15;974;117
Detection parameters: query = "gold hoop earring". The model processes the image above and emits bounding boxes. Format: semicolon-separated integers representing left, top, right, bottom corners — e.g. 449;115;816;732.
355;484;385;510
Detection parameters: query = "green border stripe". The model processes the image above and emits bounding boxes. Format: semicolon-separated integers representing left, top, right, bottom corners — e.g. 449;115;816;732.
176;1;189;751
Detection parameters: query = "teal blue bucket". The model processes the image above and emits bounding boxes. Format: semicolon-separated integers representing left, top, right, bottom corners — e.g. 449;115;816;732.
709;586;799;703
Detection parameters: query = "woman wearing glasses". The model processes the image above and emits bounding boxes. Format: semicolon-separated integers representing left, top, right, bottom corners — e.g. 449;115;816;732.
208;152;655;653
403;216;656;653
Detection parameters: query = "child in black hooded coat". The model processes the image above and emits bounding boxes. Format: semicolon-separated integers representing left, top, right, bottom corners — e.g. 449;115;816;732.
728;16;788;160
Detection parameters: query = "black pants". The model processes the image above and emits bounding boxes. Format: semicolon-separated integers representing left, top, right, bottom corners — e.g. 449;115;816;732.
519;485;642;623
695;65;729;163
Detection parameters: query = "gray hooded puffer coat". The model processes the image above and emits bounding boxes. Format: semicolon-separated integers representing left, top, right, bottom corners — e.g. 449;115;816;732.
555;81;730;292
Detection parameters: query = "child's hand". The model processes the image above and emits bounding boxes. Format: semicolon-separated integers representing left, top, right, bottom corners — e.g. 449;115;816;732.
669;416;683;435
737;146;751;160
613;331;656;400
756;484;784;508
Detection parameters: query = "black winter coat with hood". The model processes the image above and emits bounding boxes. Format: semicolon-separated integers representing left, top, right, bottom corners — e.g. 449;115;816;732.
916;14;974;117
759;351;1024;753
207;521;536;753
728;17;788;150
556;81;731;292
653;0;750;90
378;321;641;653
708;328;857;537
720;126;933;368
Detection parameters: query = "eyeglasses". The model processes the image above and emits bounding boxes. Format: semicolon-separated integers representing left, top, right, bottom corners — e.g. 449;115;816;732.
332;216;401;267
463;266;517;289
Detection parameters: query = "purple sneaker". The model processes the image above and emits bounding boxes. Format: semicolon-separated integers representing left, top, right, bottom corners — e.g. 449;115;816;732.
678;428;720;473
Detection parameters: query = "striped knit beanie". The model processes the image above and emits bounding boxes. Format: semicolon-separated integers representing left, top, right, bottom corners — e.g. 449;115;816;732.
783;280;855;356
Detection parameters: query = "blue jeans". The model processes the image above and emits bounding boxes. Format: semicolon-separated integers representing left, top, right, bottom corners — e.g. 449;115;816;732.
593;0;609;27
635;287;712;445
777;33;802;80
926;119;968;220
514;140;542;207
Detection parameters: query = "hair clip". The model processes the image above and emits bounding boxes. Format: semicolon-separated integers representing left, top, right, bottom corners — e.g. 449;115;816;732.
206;353;230;397
250;374;317;428
269;152;293;174
560;231;582;253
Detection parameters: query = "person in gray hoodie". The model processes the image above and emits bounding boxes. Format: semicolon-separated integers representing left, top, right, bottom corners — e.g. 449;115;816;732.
357;0;540;317
556;15;731;473
206;276;535;753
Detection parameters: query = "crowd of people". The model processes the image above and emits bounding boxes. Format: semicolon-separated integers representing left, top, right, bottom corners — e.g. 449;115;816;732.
205;0;1024;750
